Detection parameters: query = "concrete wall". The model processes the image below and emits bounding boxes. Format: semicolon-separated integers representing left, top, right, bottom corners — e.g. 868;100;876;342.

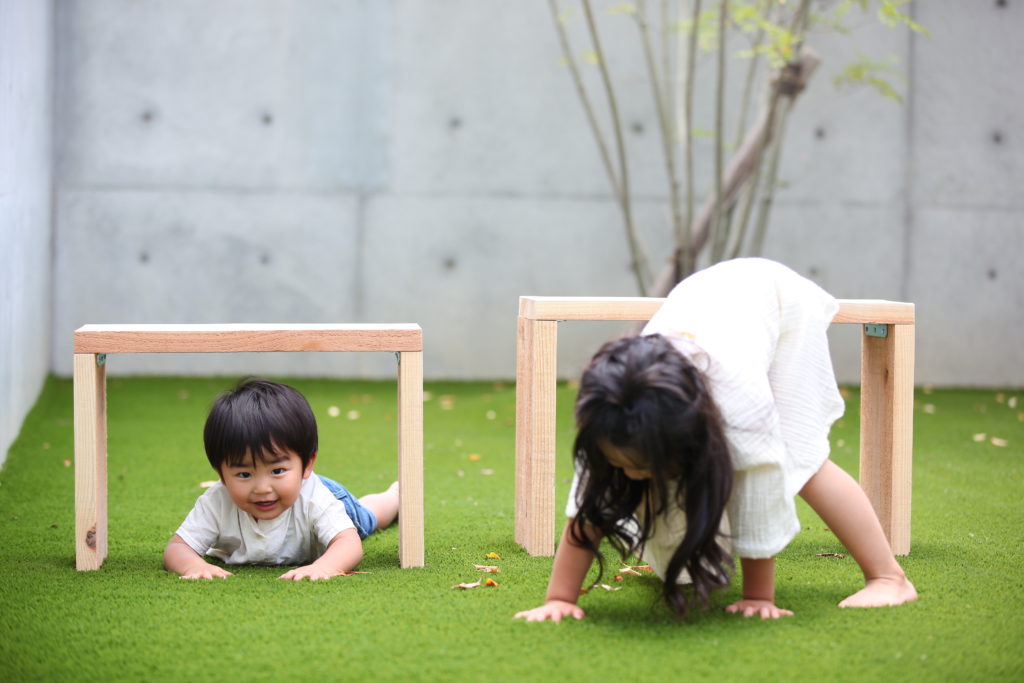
0;0;54;467
50;1;1023;386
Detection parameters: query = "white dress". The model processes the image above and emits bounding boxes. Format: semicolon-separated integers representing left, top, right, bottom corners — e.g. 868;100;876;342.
566;258;844;570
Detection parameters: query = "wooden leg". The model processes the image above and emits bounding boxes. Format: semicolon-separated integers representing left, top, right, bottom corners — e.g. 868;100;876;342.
514;316;533;547
74;353;108;570
859;324;914;556
523;320;558;557
397;351;424;568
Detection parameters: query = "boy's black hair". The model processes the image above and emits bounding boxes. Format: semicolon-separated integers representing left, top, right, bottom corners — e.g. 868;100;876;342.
570;334;734;619
204;378;318;472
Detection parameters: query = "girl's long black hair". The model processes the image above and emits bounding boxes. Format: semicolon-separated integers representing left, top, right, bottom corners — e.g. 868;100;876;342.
569;334;734;618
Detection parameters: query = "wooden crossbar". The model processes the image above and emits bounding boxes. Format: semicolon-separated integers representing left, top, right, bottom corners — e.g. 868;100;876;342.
74;324;423;354
515;296;914;558
73;323;424;570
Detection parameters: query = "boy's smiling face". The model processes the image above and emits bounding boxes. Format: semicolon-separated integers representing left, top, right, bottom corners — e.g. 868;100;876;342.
219;448;316;521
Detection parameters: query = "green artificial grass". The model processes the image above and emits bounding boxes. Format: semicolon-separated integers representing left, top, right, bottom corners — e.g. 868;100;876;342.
1;376;1022;681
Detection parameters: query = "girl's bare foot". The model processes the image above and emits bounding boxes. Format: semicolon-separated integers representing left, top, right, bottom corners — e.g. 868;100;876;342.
838;575;918;608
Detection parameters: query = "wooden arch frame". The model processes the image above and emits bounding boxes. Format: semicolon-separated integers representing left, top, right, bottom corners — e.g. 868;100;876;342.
73;323;424;570
514;297;914;557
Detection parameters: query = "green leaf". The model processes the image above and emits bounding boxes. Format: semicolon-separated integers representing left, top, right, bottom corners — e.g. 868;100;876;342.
833;53;906;103
877;0;930;36
607;2;636;15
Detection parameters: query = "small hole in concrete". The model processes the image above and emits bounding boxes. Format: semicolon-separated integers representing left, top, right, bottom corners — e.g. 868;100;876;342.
260;253;271;265
987;268;998;280
996;0;1007;8
140;110;155;123
443;257;457;271
261;112;274;126
808;266;820;278
449;116;462;130
815;127;826;139
630;121;645;135
139;251;150;264
992;130;1004;144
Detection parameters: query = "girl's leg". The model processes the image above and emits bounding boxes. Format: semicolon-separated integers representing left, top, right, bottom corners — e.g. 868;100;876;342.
359;481;400;530
798;460;917;607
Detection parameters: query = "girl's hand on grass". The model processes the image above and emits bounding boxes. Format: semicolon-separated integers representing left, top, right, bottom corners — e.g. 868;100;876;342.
725;599;793;619
179;563;233;580
279;565;340;581
514;600;586;623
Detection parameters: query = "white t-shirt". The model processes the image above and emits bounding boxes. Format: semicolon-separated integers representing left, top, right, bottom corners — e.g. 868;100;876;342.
567;258;844;563
176;474;356;565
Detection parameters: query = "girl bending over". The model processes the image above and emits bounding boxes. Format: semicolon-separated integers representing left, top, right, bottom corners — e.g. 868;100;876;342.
515;259;916;621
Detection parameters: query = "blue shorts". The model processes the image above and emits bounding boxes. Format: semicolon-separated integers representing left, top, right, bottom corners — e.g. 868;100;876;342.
318;475;378;539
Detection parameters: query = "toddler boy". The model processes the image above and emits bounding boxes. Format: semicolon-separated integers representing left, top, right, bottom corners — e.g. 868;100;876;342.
164;378;399;580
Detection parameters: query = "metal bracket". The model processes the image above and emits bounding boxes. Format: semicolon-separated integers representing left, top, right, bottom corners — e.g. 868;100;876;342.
864;324;888;339
96;353;107;367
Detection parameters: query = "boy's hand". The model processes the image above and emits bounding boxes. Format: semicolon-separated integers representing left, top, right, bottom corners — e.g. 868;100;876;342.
725;599;793;619
179;562;234;580
165;534;232;579
514;600;586;623
279;564;343;581
279;529;363;581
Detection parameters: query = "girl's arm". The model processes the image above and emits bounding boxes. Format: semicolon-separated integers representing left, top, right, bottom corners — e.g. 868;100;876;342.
725;557;793;618
164;534;233;579
279;528;363;581
514;519;601;622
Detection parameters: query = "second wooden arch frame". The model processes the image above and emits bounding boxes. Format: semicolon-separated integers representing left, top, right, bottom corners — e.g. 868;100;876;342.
514;296;914;558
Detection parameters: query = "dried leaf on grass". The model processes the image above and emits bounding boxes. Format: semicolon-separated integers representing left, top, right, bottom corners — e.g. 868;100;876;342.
452;578;499;589
338;571;371;576
816;553;846;559
579;582;622;594
485;552;501;560
473;564;500;573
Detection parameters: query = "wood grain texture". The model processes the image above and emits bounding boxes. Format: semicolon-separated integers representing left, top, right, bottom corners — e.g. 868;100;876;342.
524;320;558;557
74;354;108;570
514;316;533;547
519;296;914;325
74;324;422;353
860;324;914;555
397;351;425;568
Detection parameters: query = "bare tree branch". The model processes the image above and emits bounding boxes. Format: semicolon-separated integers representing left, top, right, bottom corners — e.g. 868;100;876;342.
582;0;650;294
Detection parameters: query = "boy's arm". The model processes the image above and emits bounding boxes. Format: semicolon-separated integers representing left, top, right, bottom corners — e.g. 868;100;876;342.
725;557;793;618
164;534;233;579
514;519;599;622
279;528;363;581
